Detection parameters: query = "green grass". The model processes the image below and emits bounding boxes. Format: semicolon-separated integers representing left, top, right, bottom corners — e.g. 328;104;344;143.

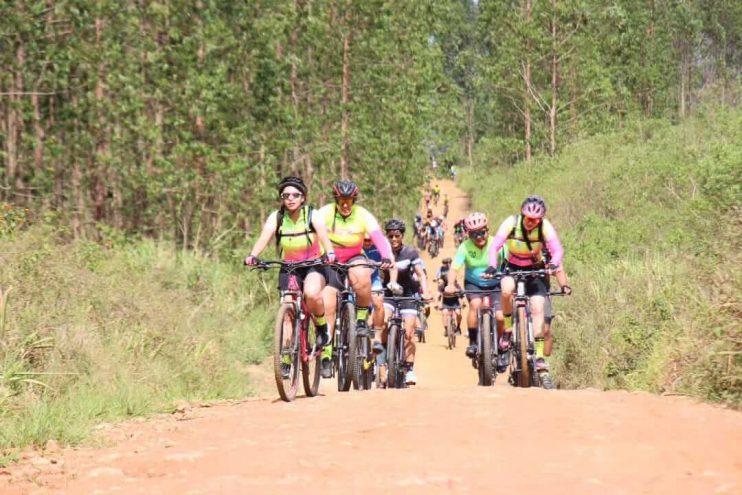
0;226;276;449
460;104;741;406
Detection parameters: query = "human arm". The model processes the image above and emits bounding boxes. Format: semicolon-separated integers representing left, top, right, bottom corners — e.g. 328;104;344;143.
487;216;515;267
245;211;278;264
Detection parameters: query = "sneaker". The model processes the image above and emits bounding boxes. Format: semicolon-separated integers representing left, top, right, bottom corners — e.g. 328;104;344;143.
405;369;417;385
535;357;549;372
465;344;478;358
372;340;385;354
498;333;512;351
315;324;329;348
540;372;555;390
280;362;291;379
320;358;333;379
355;320;370;337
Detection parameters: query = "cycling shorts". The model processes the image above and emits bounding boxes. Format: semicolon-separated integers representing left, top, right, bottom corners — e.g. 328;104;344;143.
441;296;461;310
327;254;369;291
464;281;502;312
278;265;328;292
383;292;419;318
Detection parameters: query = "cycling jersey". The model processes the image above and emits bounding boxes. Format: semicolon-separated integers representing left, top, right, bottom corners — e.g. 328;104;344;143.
453;236;507;289
488;215;564;268
319;203;392;263
270;206;321;262
383;245;422;295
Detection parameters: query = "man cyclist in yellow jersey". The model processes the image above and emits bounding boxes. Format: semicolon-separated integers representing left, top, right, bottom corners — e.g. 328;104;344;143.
487;195;572;387
244;176;336;378
319;180;394;378
432;183;441;204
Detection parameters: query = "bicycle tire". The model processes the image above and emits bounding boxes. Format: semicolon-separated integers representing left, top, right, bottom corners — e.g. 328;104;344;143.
446;314;456;350
387;324;402;389
479;311;495;386
301;317;321;397
351;333;369;391
273;302;300;402
516;306;530;387
337;302;356;392
361;337;374;390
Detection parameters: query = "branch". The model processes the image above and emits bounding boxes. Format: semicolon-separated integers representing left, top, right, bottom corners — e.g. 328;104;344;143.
0;91;58;97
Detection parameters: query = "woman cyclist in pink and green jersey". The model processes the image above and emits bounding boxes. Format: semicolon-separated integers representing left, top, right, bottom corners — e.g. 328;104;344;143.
487;195;572;380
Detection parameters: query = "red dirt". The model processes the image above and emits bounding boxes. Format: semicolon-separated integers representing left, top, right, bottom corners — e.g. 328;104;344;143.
2;179;740;495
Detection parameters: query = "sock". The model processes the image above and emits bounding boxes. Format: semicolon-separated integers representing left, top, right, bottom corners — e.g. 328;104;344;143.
315;314;327;328
322;343;333;361
468;328;478;346
535;337;545;359
356;306;369;322
504;313;512;330
405;362;414;371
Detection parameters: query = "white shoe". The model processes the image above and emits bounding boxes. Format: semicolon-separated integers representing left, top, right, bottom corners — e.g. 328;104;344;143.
405;370;417;385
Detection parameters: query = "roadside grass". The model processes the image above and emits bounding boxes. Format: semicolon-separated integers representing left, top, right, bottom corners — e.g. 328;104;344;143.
459;105;741;406
0;228;275;450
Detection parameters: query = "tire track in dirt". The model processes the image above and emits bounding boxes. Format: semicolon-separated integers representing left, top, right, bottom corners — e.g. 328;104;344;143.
2;179;740;495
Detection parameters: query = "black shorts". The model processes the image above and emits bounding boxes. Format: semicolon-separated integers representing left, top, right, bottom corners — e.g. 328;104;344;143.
326;254;369;291
383;293;420;318
464;281;502;312
441;296;461;310
278;265;328;291
506;262;549;298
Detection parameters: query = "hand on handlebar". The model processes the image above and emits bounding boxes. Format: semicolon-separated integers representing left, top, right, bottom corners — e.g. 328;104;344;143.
322;251;336;264
244;255;260;266
380;257;394;271
561;284;572;296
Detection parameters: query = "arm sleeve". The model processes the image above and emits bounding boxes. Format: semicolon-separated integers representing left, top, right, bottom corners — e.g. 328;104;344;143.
369;230;393;259
488;216;515;267
542;219;564;267
452;243;466;270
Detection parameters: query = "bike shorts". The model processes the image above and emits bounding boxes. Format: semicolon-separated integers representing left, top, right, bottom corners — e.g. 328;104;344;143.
278;265;328;291
441;296;461;310
383;293;419;318
464;281;502;312
505;262;549;298
326;254;369;291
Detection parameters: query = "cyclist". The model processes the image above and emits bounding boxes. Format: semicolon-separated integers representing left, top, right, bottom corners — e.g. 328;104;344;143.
487;195;572;383
381;219;431;385
423;189;432;210
432;184;441;205
442;194;449;218
244;176;336;378
435;258;462;335
363;234;399;354
412;213;423;244
444;212;507;360
319;180;394;378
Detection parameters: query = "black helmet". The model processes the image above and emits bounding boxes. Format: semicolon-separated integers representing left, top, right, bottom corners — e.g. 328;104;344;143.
332;180;359;198
278;176;307;196
384;218;406;234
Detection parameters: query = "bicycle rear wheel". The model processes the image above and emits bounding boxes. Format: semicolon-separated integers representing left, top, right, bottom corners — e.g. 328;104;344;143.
386;324;403;388
478;311;495;386
515;306;530;387
337;301;356;392
351;334;370;390
301;317;321;397
274;302;300;402
446;314;456;350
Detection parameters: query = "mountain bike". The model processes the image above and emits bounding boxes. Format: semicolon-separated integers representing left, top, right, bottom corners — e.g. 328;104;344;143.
428;232;440;258
415;302;428;343
384;296;427;389
462;288;500;387
328;261;379;392
251;259;326;402
504;266;565;388
438;291;464;350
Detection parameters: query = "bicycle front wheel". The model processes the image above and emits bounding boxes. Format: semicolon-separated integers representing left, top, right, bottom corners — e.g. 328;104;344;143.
386;324;403;389
446;314;457;350
337;301;356;392
515;306;530;387
478;311;495;386
274;302;300;402
301;317;321;397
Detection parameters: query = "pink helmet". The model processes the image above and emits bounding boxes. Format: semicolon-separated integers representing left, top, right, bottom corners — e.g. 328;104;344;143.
464;212;488;231
521;195;546;219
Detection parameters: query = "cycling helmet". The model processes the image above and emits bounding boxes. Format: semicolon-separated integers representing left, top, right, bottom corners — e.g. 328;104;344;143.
521;195;546;219
442;257;452;264
426;209;433;218
384;218;406;234
332;179;359;198
278;176;307;196
415;213;422;221
464;212;488;231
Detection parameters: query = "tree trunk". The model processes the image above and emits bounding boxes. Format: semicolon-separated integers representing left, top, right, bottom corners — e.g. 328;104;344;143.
92;17;108;223
465;96;474;167
523;0;532;162
340;7;352;179
549;0;558;157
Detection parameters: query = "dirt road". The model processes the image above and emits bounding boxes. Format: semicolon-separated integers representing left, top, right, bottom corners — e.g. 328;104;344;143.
2;179;740;495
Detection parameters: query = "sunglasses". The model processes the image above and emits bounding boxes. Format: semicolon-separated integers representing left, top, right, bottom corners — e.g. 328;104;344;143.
469;230;488;239
280;192;303;200
386;233;403;239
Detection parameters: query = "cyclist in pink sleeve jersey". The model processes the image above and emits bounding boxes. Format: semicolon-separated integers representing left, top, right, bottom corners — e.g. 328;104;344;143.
487;195;572;382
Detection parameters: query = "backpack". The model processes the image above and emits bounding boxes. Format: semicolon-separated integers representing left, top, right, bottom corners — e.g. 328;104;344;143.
275;205;316;255
507;214;544;263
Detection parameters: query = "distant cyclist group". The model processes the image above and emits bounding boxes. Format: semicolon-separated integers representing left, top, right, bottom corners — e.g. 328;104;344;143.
245;176;571;401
